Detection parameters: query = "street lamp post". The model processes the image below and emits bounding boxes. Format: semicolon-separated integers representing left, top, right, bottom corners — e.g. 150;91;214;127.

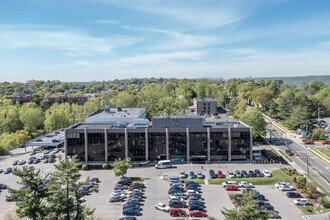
306;148;309;176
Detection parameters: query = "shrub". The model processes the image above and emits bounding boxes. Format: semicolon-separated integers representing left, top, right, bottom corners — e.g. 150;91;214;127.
296;176;307;189
317;197;330;209
102;163;110;169
303;182;317;198
82;164;89;170
311;192;322;200
293;177;297;183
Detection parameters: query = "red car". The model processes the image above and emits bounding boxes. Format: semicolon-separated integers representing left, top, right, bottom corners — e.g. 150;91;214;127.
225;185;238;191
189;210;207;217
322;140;330;145
304;141;315;145
217;170;224;178
48;158;56;163
285;150;294;156
169;208;187;217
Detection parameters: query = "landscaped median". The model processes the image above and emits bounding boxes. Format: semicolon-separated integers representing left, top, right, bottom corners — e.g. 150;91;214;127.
182;179;205;184
308;148;330;166
297;206;329;214
208;169;292;185
277;150;293;163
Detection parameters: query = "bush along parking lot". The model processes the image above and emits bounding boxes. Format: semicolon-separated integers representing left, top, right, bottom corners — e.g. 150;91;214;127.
280;168;329;214
208;169;292;185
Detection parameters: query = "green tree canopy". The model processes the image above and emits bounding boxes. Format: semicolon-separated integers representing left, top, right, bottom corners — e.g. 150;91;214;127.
112;157;132;177
240;107;266;137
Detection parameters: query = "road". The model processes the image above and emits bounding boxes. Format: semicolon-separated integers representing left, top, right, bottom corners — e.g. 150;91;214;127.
266;123;330;193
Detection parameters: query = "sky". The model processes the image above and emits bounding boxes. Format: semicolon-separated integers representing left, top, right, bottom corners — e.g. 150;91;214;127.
1;0;330;82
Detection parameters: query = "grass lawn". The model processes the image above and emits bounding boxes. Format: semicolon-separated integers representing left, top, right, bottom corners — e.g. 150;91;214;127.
278;150;293;163
208;169;292;185
130;177;144;184
316;147;330;157
182;179;205;184
297;206;329;214
305;174;330;197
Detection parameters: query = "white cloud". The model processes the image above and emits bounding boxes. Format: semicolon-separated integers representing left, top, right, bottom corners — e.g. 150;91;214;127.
95;19;119;24
91;0;285;29
0;25;141;56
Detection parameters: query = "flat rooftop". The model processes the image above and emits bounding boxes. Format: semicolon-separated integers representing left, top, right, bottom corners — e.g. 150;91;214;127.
195;97;217;102
86;107;146;122
203;121;249;128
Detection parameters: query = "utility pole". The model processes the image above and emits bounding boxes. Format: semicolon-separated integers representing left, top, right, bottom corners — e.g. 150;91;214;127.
306;120;308;137
284;132;288;151
270;121;272;141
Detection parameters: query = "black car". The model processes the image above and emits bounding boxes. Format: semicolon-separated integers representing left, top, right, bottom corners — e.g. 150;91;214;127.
168;189;183;195
33;159;40;164
254;169;263;177
188;204;204;211
189;199;205;204
0;184;8;189
248;170;256;177
254;194;265;201
209;170;217;179
241;170;250;178
169;200;186;208
189;201;205;207
286;192;301;198
260;203;274;212
28;159;34;164
123;203;141;210
119;217;137;220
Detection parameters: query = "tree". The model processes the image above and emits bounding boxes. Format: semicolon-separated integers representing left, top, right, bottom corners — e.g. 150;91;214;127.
222;190;269;220
296;176;307;189
112;157;132;177
15;130;30;147
312;128;327;140
240;107;267;137
285;105;309;130
47;155;95;220
19;106;45;134
233;100;247;119
8;166;49;220
252;87;273;111
0;132;17;154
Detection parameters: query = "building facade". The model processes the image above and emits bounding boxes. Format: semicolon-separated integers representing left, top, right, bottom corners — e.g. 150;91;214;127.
193;97;218;115
65;121;253;164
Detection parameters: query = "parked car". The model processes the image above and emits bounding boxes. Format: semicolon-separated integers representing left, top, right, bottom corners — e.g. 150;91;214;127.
4;167;12;174
35;139;43;142
217;170;224;178
279;184;295;191
322;140;330;145
189;171;197;179
0;183;7;189
188;204;204;211
304;141;314;145
260;203;274;212
209;169;217;179
49;158;56;163
169;200;187;208
30;151;36;155
227;171;236;178
263;169;272;177
52;139;60;143
286;192;301;198
274;182;290;188
0;169;3;173
235;170;242;178
269;211;280;219
225;185;238;191
222;181;237;187
13;160;19;166
239;181;254;188
109;195;124;202
285;149;294;156
241;170;250;178
169;208;187;217
122;208;140;216
180;170;186;178
119;217;137;220
155;202;170;212
33;158;40;164
254;169;263;177
248;170;256;177
18;160;26;165
189;210;207;217
43;150;50;154
197;171;203;179
293;198;309;205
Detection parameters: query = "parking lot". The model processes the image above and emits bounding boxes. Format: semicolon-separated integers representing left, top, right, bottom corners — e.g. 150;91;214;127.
0;148;309;220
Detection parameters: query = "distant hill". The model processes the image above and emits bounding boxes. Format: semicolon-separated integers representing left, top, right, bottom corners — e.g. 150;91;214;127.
253;75;330;85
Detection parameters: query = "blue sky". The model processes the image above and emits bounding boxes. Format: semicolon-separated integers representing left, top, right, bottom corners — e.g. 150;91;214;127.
1;0;330;82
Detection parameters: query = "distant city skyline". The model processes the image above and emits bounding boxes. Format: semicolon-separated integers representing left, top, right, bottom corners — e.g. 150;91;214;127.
1;0;330;82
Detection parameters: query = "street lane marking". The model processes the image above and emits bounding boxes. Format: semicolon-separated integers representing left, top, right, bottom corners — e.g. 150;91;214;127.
294;155;330;186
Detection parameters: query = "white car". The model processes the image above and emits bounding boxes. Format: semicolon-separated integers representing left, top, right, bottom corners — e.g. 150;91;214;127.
168;196;184;202
227;171;236;178
293;198;309;205
197;171;203;179
155;202;170;212
279;185;295;191
263;169;272;177
274;182;290;188
43;150;50;155
239;181;254;188
110;192;125;199
222;181;237;187
18;160;26;165
180;170;186;178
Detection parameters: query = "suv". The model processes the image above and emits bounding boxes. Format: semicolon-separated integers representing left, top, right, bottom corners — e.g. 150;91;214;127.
254;169;263;177
169;208;187;217
263;170;272;177
286;192;301;198
209;170;217;179
227;171;236;178
293;199;309;205
235;170;242;178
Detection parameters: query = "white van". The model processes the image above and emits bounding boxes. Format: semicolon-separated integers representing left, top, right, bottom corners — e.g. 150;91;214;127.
155;160;172;169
